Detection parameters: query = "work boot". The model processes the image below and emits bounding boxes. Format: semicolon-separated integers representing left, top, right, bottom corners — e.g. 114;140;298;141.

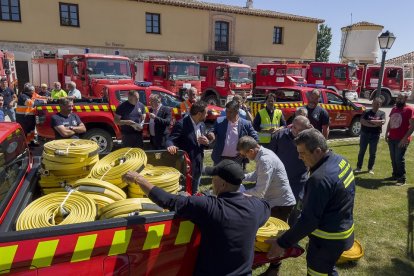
259;263;280;276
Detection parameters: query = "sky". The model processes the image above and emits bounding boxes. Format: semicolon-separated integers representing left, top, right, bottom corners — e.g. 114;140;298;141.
203;0;413;62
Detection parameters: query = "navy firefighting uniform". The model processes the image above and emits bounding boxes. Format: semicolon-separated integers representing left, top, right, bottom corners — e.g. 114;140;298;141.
278;151;355;276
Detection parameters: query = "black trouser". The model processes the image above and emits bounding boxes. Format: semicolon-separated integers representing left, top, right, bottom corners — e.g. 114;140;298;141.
121;132;143;148
306;235;352;276
357;131;380;170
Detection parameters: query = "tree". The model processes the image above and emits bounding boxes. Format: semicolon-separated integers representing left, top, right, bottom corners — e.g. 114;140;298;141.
316;24;332;62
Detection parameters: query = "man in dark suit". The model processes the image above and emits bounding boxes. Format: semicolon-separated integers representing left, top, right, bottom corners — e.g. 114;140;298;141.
167;101;215;194
148;93;172;149
211;100;258;166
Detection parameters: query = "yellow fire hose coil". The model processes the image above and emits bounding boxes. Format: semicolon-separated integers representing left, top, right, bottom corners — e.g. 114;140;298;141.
255;217;290;252
99;198;164;219
42;154;99;170
71;178;127;201
128;165;181;197
16;191;97;231
89;148;147;188
43;139;100;159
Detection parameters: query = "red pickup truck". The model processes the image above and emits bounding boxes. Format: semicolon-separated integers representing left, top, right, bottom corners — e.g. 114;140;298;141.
247;86;366;136
0;123;302;275
35;83;223;153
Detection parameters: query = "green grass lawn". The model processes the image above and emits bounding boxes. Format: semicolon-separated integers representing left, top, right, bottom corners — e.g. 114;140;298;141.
202;139;414;275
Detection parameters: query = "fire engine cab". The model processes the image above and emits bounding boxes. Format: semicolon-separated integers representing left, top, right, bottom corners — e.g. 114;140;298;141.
199;61;253;106
31;49;135;98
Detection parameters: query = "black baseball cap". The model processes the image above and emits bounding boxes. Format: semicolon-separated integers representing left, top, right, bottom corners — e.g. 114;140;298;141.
204;159;244;186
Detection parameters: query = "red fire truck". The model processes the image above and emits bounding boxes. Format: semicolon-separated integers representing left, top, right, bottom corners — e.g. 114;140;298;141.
357;64;413;105
0;50;18;90
35;83;223;153
199;61;253;106
31;50;135;98
253;62;359;101
254;63;307;97
0;122;303;275
135;59;201;97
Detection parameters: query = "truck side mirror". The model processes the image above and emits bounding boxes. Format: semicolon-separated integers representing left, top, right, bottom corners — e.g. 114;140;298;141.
87;67;94;74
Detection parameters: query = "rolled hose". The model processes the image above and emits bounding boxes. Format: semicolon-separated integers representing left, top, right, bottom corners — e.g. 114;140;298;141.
43;139;99;159
89;148;147;188
99;198;164;219
40;139;100;186
255;217;290;252
71;178;127;201
16;191;97;231
128;165;181;197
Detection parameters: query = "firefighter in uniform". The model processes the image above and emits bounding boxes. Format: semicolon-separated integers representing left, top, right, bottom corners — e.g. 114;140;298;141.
267;129;355;276
16;83;47;144
179;87;198;116
253;93;286;146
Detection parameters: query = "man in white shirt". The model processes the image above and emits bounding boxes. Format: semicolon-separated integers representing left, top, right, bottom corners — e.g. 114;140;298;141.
67;81;82;99
148;93;171;149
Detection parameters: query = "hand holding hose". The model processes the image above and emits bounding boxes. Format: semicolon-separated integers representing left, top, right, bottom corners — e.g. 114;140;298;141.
266;239;285;259
123;171;154;196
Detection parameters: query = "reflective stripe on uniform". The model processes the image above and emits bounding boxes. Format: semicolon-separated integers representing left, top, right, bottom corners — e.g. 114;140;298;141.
258;108;282;144
307;267;328;276
311;223;354;240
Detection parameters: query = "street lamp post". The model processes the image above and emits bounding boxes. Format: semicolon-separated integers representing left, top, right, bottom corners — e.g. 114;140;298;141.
375;30;396;99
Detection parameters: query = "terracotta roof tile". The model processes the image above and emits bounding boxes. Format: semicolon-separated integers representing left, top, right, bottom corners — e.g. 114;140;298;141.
134;0;324;23
386;51;414;66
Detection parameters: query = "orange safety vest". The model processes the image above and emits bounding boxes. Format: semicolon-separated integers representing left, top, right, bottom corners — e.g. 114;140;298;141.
180;100;193;114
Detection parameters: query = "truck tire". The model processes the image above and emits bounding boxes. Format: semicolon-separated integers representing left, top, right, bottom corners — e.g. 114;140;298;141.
370;90;391;106
205;94;219;106
347;117;361;137
83;129;113;153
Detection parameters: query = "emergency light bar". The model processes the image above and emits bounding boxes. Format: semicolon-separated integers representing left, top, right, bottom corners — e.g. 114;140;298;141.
135;81;153;87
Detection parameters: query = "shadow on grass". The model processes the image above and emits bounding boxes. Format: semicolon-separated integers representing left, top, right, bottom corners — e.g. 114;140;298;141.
366;257;414;276
355;176;397;190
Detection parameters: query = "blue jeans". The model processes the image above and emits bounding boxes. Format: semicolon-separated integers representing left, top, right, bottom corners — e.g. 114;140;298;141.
388;139;408;181
2;107;16;122
357;131;380;170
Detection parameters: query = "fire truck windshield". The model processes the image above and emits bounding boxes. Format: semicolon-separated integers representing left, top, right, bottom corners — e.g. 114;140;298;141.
86;59;132;79
229;67;252;83
168;62;200;81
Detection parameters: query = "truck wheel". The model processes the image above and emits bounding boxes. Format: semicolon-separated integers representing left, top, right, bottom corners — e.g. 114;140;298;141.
205;95;219;106
347;117;361;137
363;90;371;99
83;129;113;153
371;90;391;106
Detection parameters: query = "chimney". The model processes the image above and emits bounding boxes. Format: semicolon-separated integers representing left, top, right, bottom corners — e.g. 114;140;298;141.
245;0;253;9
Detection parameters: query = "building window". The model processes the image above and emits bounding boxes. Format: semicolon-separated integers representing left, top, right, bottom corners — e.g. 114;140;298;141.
273;27;283;44
146;13;160;34
59;2;79;27
215;21;229;51
0;0;21;22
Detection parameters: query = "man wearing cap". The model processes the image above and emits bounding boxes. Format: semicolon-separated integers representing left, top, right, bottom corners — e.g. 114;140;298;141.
0;77;17;122
385;92;414;186
123;159;270;276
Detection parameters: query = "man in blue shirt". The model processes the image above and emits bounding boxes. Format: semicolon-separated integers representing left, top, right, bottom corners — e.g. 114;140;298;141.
123;159;270;276
0;77;17;122
306;89;330;139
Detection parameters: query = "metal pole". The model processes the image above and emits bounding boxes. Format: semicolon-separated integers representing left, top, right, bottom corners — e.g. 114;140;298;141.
375;50;387;99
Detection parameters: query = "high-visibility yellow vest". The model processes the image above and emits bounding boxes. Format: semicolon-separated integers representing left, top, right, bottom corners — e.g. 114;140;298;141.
258;108;282;144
